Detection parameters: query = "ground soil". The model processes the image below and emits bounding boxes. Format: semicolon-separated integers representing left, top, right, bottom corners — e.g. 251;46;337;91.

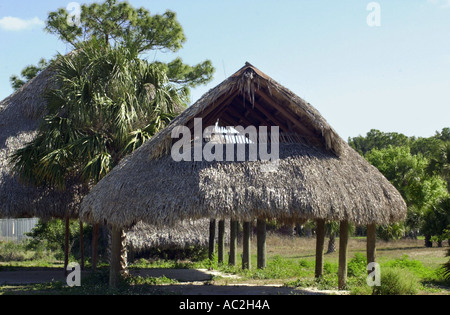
0;268;347;295
1;237;448;295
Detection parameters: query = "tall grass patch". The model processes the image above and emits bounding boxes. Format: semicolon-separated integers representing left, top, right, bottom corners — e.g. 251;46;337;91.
372;267;419;295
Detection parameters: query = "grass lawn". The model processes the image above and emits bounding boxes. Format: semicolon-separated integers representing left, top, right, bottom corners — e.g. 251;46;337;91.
194;234;449;294
1;234;449;295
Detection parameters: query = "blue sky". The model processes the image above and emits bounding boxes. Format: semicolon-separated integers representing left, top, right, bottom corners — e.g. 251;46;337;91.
1;0;449;140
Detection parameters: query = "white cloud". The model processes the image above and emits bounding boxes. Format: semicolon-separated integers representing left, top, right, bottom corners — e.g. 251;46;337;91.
428;0;450;8
0;16;44;31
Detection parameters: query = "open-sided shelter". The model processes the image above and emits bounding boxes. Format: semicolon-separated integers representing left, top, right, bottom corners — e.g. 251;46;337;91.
81;63;407;288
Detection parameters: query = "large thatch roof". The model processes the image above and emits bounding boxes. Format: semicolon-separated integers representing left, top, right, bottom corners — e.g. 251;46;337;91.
80;63;407;228
0;66;85;219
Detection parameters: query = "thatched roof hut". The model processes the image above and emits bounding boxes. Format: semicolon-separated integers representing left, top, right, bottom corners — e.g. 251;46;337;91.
0;62;212;256
0;66;85;219
80;62;408;289
80;63;407;228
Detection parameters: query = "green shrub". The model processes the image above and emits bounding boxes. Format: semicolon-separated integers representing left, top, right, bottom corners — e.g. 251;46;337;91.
348;253;367;277
372;267;419;295
0;242;28;262
323;261;338;275
26;219;76;260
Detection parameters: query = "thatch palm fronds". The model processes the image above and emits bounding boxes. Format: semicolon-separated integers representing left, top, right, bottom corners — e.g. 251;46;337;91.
80;63;407;229
10;38;186;192
127;219;220;252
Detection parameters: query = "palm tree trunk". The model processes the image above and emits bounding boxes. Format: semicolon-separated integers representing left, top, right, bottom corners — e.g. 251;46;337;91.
425;235;433;248
327;233;336;254
120;228;128;275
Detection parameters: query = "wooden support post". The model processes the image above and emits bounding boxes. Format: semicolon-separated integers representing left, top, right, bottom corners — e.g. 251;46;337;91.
229;220;238;266
109;226;122;288
208;219;216;260
257;218;266;269
218;220;225;264
79;220;84;270
338;220;349;290
119;228;128;275
367;223;377;270
64;216;69;276
315;219;326;278
92;223;99;270
242;221;251;270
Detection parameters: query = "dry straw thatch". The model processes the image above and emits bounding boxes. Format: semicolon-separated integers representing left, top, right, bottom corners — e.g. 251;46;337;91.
0;66;85;219
80;63;406;228
127;219;228;252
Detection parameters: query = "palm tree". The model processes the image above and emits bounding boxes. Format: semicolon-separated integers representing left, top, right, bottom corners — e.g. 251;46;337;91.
443;248;450;281
11;38;186;271
12;38;185;188
326;221;339;254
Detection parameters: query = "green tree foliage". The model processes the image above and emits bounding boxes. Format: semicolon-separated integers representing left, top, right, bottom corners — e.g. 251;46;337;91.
10;0;214;98
436;127;450;142
11;0;216;189
26;219;79;260
46;0;184;51
348;129;410;156
349;129;450;242
9;58;49;91
26;219;103;262
376;223;405;242
427;142;450;189
421;197;450;244
45;0;214;96
366;146;447;210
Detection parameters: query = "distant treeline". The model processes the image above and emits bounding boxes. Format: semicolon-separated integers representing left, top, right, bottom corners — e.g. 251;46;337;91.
348;128;450;246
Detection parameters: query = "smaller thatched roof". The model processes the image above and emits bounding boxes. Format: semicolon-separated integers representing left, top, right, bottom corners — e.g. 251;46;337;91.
0;66;85;219
80;63;407;228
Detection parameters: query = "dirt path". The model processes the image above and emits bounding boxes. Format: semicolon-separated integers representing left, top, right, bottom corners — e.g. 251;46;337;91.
0;268;347;295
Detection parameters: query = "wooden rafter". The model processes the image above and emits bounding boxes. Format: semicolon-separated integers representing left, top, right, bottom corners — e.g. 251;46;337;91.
186;89;239;131
226;103;261;127
256;90;320;141
232;97;272;129
248;98;291;133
